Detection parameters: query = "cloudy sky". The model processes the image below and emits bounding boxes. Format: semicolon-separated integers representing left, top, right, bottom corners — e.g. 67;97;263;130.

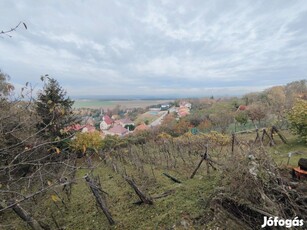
1;0;307;98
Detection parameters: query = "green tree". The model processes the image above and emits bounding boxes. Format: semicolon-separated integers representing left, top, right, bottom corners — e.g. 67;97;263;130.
36;77;76;139
125;124;135;131
235;111;248;126
288;99;307;142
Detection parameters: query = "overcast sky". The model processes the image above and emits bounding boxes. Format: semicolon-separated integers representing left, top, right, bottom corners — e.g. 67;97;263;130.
1;0;307;98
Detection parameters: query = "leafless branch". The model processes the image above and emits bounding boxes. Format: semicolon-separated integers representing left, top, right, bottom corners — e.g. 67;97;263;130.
0;21;27;37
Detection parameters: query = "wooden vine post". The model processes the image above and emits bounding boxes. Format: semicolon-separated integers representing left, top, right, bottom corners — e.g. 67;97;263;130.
231;133;235;154
261;128;275;146
124;176;153;205
190;145;217;178
85;175;115;225
190;146;208;179
271;126;287;144
162;173;182;183
9;201;46;230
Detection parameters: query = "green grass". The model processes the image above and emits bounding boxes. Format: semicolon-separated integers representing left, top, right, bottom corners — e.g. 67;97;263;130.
2;159;218;230
134;112;160;125
268;133;307;167
227;121;256;133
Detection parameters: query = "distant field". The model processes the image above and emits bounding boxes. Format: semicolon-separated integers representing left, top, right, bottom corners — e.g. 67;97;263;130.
73;99;173;109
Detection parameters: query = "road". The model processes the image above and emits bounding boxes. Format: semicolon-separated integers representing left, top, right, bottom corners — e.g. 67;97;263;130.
150;107;176;127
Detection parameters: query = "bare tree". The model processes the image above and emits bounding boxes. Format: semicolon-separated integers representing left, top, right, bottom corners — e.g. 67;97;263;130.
0;74;79;229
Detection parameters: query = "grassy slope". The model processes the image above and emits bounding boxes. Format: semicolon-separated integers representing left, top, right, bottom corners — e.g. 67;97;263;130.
3;161;218;230
42;167;217;230
3;131;306;230
268;132;307;167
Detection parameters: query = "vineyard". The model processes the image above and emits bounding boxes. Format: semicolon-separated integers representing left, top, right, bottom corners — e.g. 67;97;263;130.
2;129;306;230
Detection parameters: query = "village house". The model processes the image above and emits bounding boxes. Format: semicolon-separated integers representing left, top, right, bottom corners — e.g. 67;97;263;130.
161;104;170;111
237;105;247;112
176;101;191;117
64;123;83;132
111;114;120;120
178;107;190;117
134;123;149;132
180;101;192;109
100;115;113;130
104;125;129;137
118;118;134;127
81;124;96;133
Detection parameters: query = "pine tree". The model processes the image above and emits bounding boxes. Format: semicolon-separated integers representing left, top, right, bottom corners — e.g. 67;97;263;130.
36;77;76;139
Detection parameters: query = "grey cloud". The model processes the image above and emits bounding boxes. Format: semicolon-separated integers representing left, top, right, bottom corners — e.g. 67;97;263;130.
0;0;307;97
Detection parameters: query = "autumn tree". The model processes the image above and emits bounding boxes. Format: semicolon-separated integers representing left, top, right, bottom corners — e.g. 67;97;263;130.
285;80;307;109
242;92;260;105
36;77;76;139
198;119;212;132
209;112;234;133
173;119;190;136
159;113;177;136
247;103;267;126
206;102;233;133
265;86;287;127
288;99;307;142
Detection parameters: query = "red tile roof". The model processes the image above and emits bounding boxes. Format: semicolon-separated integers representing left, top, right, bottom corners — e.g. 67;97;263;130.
82;125;96;133
65;124;83;131
108;125;128;135
119;118;133;125
103;115;113;125
135;123;149;132
237;105;247;111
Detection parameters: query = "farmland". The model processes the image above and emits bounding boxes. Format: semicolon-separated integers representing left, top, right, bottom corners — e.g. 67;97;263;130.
73;99;174;110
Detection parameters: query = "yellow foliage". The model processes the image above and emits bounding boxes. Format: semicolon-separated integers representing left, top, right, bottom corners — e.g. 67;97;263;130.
176;131;230;146
70;131;103;154
157;132;173;140
55;147;61;154
51;194;60;202
288;99;307;142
